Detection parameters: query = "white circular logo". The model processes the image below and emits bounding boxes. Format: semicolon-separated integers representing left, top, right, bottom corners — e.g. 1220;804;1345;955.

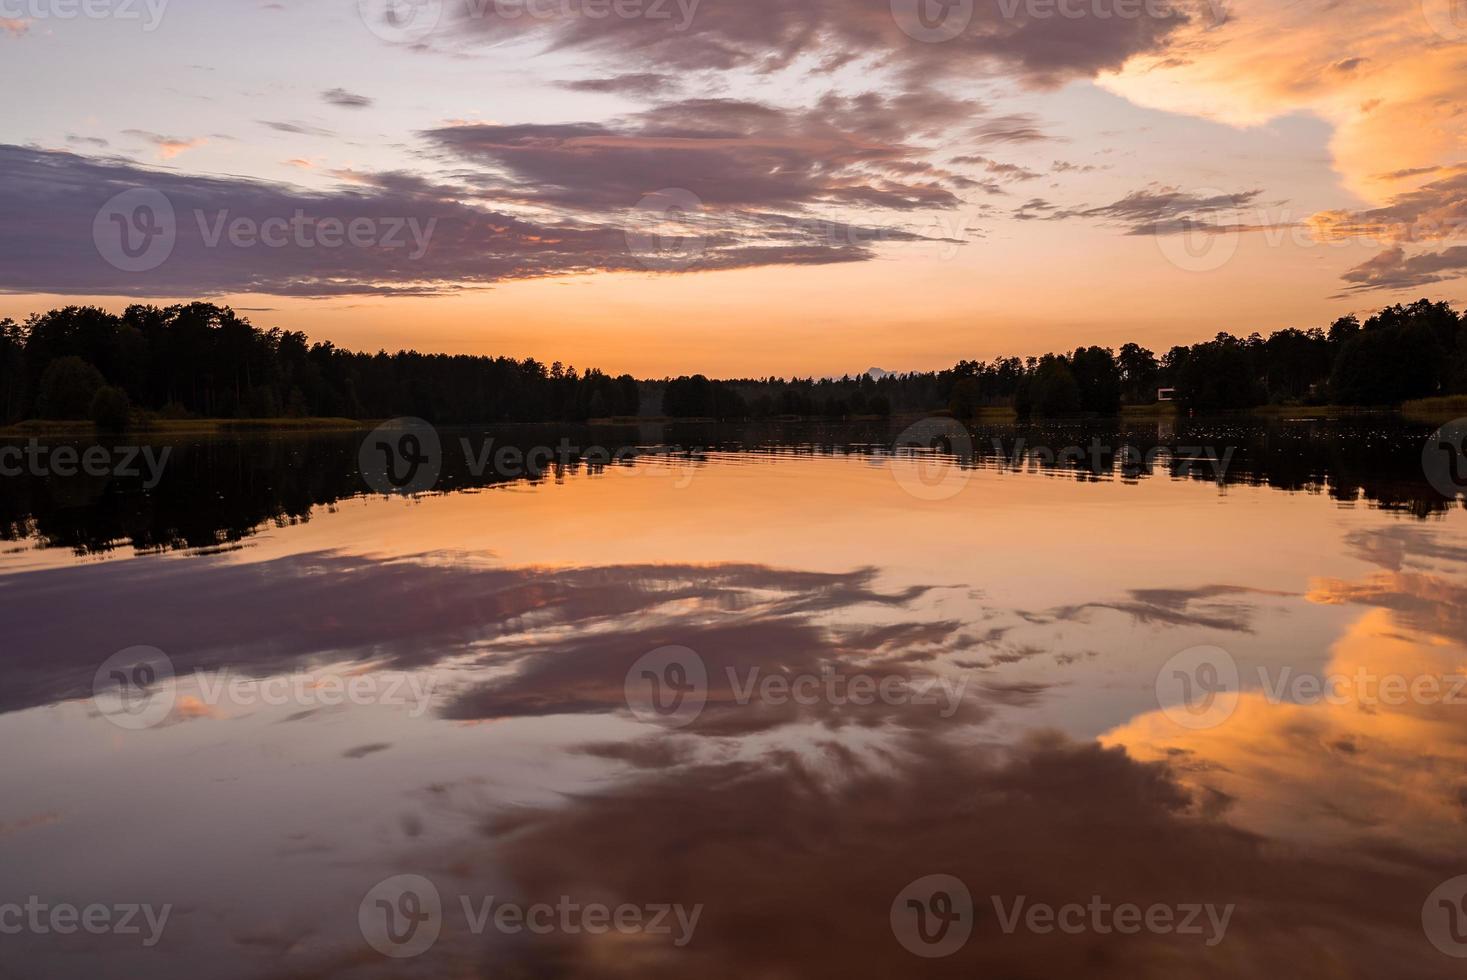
890;417;975;501
93;188;176;273
358;0;444;43
624;645;708;727
92;646;175;730
359;874;443;959
891;873;973;958
1423;417;1467;498
1154;188;1244;273
626;188;707;270
1421;0;1467;41
359;417;442;495
1154;645;1240;730
891;0;974;42
1423;875;1467;957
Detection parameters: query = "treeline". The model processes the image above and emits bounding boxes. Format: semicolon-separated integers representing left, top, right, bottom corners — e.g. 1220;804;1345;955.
2;299;1465;427
0;303;639;428
660;299;1467;419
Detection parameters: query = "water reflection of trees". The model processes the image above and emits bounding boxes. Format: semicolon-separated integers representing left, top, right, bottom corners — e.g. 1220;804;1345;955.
0;418;1459;556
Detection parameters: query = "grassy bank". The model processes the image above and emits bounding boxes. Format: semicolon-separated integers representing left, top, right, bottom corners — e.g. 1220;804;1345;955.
1119;403;1178;419
0;417;373;437
1401;396;1467;424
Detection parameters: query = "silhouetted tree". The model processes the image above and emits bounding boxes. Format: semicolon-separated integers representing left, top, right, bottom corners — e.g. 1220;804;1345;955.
91;385;131;432
1117;342;1159;404
1069;346;1122;415
36;356;105;420
1016;355;1081;418
5;298;1466;424
1175;334;1266;411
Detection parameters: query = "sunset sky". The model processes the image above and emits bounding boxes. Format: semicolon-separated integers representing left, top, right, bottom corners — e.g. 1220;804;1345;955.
3;0;1466;376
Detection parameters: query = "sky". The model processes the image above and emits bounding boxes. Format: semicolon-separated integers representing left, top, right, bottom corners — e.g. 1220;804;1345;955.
1;0;1465;376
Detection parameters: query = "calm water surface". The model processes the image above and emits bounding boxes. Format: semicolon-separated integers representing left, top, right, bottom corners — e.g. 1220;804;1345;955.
2;418;1466;978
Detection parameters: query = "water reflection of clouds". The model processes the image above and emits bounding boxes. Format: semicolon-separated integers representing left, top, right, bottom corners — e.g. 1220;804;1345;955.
283;729;1450;978
2;551;995;733
1096;526;1467;963
8;516;1467;975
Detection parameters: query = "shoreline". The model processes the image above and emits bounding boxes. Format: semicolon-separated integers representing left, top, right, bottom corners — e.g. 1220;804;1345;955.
1;402;1454;439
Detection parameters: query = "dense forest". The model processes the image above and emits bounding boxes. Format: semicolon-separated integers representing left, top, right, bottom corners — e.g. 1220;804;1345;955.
2;299;1464;428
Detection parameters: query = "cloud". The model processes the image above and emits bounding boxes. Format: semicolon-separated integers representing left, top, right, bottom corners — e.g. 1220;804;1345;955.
1304;166;1467;292
1373;166;1445;183
0;144;921;298
260;120;337;137
1101;0;1467;204
971;113;1053;144
321;87;373;109
951;155;1042;182
1030;185;1276;236
559;72;678;96
433;0;1190;88
1340;245;1467;292
123;129;207;159
425;93;977;212
1309;166;1467;244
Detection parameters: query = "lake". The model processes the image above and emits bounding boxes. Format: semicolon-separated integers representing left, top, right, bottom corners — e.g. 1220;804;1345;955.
3;416;1467;978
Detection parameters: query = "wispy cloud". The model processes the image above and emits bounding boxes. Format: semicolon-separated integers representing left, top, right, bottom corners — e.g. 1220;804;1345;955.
123;129;207;159
321;87;373;109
